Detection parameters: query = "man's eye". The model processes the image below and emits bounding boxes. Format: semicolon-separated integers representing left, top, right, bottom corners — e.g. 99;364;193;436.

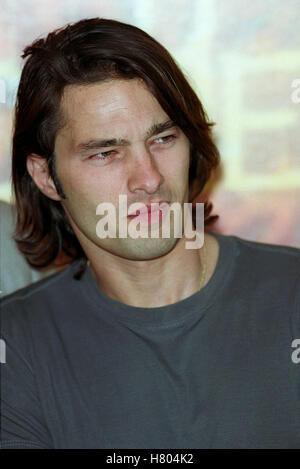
153;135;176;144
90;150;116;161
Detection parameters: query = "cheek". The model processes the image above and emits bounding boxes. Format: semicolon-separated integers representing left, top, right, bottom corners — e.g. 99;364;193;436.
58;162;114;203
164;143;190;180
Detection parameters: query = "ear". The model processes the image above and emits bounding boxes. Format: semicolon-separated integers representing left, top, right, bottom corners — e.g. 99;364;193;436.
26;153;62;201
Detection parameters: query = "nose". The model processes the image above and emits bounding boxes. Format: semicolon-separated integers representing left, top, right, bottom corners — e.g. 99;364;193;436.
127;146;164;195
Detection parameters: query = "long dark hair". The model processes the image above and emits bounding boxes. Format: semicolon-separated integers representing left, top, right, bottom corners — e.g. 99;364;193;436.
12;17;220;277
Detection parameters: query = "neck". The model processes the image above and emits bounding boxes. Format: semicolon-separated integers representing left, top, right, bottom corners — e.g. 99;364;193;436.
85;234;209;308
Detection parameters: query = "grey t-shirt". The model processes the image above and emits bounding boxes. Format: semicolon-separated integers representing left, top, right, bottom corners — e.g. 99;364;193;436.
0;231;299;449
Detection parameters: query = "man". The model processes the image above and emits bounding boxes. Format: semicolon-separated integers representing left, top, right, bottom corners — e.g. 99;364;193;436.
0;18;299;449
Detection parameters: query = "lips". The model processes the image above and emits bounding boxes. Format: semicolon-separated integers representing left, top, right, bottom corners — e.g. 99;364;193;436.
127;201;170;225
127;201;169;218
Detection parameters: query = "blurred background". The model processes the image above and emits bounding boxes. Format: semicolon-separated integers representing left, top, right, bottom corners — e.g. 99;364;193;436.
0;0;299;247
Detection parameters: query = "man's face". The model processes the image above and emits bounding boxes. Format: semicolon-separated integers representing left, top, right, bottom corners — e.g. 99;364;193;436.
53;78;191;260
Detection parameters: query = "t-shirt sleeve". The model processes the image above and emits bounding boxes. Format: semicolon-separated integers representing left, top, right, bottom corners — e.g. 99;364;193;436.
0;303;53;449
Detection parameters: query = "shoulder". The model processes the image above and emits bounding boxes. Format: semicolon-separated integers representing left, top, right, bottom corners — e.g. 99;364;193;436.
210;230;300;300
208;231;300;334
234;235;300;307
0;261;78;320
210;230;300;270
232;234;300;274
232;234;300;337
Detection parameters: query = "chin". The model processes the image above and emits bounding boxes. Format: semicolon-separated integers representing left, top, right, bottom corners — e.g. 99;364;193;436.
114;236;179;261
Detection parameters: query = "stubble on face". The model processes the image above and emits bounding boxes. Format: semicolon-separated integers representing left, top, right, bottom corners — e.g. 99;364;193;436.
53;78;191;262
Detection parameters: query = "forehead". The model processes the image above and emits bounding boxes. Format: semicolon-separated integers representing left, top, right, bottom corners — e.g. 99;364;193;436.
59;78;169;136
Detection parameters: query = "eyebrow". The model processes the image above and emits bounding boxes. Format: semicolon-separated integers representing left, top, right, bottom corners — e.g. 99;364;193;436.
75;120;177;153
